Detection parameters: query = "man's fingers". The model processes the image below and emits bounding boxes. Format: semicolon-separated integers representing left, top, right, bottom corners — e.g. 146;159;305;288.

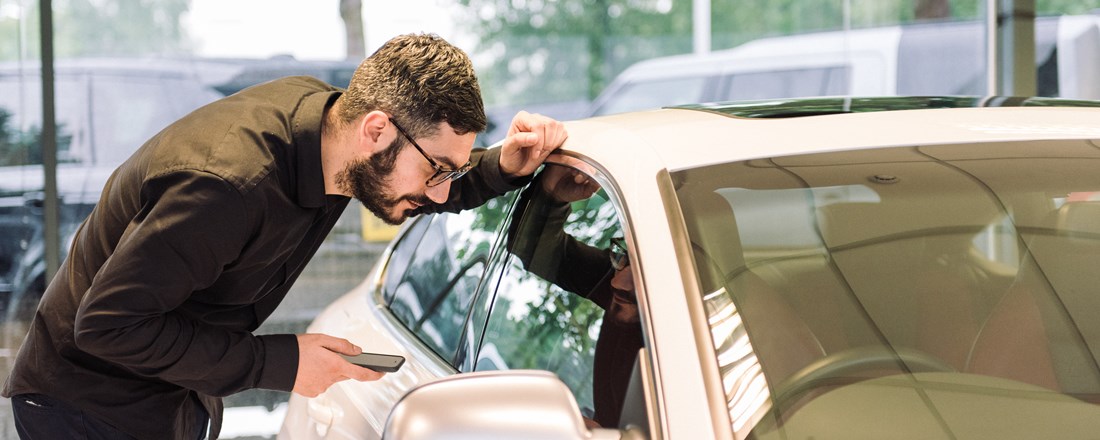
316;334;361;356
343;365;386;382
502;132;538;152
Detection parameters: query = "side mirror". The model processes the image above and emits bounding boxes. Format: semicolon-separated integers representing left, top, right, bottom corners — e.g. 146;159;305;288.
382;370;622;440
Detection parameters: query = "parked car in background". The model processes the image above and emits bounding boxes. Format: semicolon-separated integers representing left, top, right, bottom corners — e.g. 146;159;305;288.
279;95;1100;439
0;58;225;343
0;56;360;347
589;14;1100;116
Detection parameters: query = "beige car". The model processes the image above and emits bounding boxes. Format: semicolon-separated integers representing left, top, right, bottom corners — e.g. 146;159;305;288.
279;96;1100;439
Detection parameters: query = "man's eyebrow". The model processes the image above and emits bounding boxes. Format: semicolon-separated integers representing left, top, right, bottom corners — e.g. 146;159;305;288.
435;155;461;169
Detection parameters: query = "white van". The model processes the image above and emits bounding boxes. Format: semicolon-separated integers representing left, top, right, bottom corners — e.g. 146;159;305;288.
589;14;1100;116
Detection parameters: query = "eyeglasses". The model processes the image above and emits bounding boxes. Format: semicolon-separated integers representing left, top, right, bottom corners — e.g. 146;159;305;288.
609;236;629;271
390;118;473;187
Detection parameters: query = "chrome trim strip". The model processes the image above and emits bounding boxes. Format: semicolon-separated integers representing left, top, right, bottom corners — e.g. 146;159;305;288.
637;348;662;438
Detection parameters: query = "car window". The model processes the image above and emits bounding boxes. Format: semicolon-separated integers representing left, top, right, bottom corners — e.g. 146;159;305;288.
0;71;221;167
721;66;850;101
381;216;432;305
387;193;518;364
476;160;639;428
592;75;713;116
0;75;83;166
89;75;220;165
672;140;1100;438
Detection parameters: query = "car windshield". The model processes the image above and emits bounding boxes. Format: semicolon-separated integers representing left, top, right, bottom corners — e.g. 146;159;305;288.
672;139;1100;438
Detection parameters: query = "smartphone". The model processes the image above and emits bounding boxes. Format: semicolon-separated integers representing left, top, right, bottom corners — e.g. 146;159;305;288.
341;352;405;373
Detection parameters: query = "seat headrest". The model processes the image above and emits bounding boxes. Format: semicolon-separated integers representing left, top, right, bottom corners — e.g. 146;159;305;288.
1056;202;1100;237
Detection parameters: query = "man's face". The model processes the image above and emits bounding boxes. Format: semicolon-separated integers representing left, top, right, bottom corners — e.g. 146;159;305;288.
337;121;476;225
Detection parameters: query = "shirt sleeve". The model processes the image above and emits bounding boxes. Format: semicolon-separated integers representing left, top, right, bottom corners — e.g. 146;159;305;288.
72;169;294;396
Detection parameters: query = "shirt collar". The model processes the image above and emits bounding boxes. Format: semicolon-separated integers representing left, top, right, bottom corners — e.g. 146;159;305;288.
291;90;341;208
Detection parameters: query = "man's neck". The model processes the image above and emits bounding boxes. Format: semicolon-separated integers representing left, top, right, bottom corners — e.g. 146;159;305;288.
319;99;353;196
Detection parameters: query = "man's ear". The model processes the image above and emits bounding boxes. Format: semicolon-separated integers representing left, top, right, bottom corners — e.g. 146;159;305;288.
359;110;391;154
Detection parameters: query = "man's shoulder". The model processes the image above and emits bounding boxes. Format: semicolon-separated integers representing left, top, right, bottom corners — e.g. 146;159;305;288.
236;75;341;98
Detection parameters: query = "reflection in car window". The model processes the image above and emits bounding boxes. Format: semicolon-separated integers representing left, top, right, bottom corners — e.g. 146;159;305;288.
0;72;221;167
388;194;517;364
673;140;1100;438
381;216;432;305
0;76;80;166
482;162;639;428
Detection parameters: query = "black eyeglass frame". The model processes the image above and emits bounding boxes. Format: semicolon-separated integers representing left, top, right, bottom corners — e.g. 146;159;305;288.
609;236;629;271
390;117;473;187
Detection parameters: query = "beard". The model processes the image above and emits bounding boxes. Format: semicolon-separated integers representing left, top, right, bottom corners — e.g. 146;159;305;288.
336;137;433;225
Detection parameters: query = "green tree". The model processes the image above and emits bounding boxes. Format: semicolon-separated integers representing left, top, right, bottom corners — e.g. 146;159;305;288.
454;0;693;105
0;0;192;61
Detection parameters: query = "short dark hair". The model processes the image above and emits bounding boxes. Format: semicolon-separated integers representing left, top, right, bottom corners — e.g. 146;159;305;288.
337;33;486;138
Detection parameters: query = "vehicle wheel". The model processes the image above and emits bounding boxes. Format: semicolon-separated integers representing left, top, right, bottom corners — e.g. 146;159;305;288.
774;345;955;404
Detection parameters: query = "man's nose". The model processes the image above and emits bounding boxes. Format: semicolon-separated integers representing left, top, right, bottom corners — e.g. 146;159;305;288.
425;180;451;204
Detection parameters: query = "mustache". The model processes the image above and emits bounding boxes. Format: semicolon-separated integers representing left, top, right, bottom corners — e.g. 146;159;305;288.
396;193;433;208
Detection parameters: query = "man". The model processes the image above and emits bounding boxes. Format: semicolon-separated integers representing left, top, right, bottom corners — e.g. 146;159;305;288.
2;33;566;440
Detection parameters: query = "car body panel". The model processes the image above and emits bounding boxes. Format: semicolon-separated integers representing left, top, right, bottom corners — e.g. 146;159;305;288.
567;105;1100;173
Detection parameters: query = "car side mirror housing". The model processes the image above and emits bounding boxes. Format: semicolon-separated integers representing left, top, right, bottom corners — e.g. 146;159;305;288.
382;370;623;440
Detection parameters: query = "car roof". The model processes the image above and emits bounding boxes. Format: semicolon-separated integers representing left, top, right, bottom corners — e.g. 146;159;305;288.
562;97;1100;173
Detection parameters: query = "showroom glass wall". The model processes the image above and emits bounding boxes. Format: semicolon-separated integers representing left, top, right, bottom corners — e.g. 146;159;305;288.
1;0;1098;439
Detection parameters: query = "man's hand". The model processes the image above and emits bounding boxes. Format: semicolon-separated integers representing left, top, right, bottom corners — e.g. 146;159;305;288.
499;111;568;179
539;159;599;203
292;334;384;397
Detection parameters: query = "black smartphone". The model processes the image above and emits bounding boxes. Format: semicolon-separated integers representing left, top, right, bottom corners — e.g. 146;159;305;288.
341;352;405;373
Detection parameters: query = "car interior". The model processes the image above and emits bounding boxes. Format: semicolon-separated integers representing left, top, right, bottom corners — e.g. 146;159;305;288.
673;138;1100;434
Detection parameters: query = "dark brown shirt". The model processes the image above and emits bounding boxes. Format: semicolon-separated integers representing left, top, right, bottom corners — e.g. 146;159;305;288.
2;76;520;439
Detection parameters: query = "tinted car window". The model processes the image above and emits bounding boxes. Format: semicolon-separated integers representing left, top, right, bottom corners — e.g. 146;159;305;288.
478;162;636;427
388;194;518;363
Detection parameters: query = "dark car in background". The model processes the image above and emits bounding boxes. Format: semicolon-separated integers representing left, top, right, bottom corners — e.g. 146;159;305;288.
0;56;359;347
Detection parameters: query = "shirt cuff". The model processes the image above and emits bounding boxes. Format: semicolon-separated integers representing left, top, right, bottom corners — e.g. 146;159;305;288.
478;147;533;192
256;334;299;392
